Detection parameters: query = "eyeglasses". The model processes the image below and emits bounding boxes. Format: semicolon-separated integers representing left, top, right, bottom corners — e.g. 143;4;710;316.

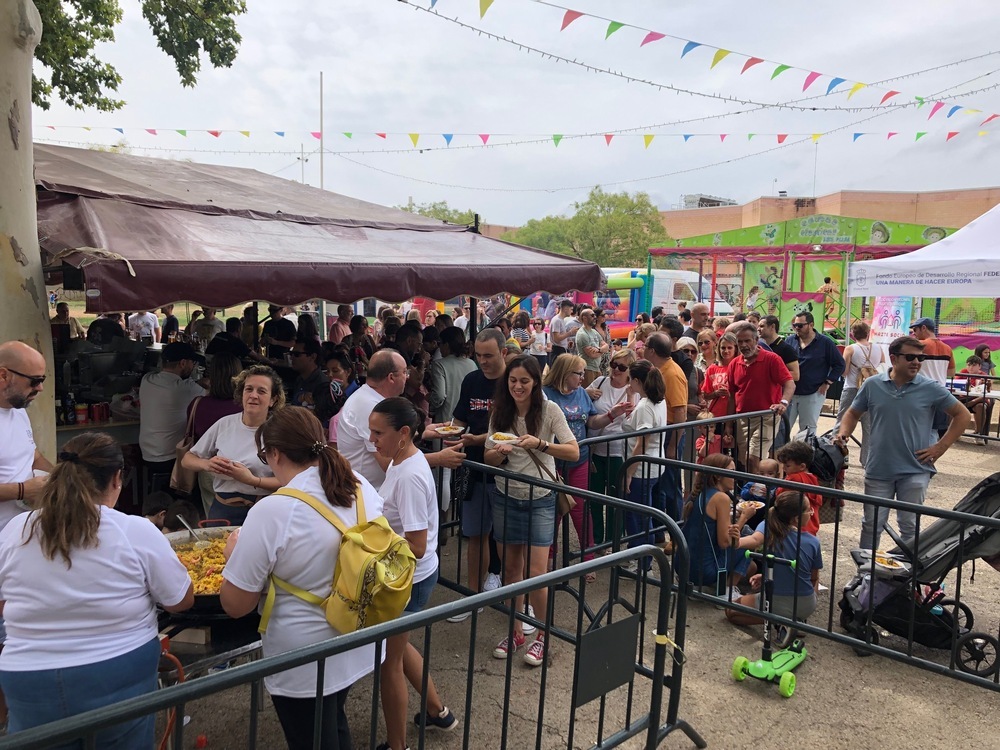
5;368;46;388
611;363;629;372
392;369;411;377
897;353;927;362
257;446;269;465
791;323;807;329
571;370;585;377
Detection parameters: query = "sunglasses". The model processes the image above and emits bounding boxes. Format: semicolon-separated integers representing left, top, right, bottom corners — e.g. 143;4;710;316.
791;323;807;329
257;446;269;465
683;348;698;355
611;363;629;372
897;353;927;362
5;368;46;388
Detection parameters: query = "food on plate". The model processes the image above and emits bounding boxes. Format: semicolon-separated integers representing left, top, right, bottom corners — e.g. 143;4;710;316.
175;534;231;595
737;500;764;513
490;432;518;442
436;425;463;435
874;554;903;569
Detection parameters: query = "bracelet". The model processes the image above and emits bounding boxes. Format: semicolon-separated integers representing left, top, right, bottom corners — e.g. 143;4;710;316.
17;482;24;501
541;441;549;453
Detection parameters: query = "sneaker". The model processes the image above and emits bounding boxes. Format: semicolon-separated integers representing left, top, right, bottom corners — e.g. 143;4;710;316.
493;631;526;659
483;573;502;591
413;706;458;732
523;637;547;667
623;560;638;574
447;607;483;624
522;605;536;635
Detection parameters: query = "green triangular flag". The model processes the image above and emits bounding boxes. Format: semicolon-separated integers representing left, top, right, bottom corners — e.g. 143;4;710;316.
175;130;187;137
771;64;791;79
915;132;927;141
606;21;625;39
747;133;756;141
343;132;353;139
552;134;563;147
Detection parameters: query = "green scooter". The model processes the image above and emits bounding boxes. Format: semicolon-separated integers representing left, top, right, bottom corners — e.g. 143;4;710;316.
731;550;808;698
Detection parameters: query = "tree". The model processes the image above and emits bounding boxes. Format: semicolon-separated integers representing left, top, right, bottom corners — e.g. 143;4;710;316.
397;199;478;226
1;0;245;455
504;187;670;267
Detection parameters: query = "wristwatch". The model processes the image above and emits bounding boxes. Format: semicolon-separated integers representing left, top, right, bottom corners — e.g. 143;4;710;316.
780;399;789;406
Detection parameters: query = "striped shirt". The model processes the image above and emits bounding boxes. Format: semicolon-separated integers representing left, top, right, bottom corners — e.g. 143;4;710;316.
919;338;955;386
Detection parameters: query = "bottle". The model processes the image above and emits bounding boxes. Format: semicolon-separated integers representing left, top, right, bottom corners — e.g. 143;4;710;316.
64;391;77;425
55;399;64;427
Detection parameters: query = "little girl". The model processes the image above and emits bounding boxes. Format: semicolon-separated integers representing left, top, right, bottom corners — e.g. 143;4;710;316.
694;410;723;461
725;491;823;626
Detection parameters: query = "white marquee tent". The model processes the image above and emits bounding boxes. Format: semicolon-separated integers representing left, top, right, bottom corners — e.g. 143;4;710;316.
848;202;1000;299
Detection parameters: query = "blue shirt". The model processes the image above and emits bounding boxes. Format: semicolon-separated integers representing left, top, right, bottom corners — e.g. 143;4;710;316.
543;386;597;467
849;372;958;480
753;522;822;598
787;332;845;396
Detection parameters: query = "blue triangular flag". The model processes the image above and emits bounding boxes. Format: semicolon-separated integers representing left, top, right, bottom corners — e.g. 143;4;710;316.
826;77;846;95
114;128;124;134
946;105;962;118
852;133;864;142
443;133;453;145
274;131;285;137
681;41;701;58
683;134;692;142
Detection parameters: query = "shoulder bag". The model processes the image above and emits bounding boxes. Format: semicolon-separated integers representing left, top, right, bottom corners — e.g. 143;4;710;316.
169;396;203;495
524;448;577;516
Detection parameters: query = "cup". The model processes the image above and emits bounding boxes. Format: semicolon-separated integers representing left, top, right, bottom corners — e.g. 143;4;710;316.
75;404;90;424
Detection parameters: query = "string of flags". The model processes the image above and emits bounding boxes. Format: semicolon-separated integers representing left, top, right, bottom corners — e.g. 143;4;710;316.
37;125;993;147
418;0;996;122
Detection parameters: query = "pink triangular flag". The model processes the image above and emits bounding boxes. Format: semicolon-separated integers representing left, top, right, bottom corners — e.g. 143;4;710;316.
604;134;614;145
376;133;387;139
46;125;55;130
928;101;946;119
880;90;901;105
310;131;322;140
777;134;788;143
981;114;999;126
946;131;959;141
802;72;821;91
741;57;764;74
887;132;898;139
479;134;490;144
561;10;584;30
145;129;157;135
719;134;728;142
640;31;666;47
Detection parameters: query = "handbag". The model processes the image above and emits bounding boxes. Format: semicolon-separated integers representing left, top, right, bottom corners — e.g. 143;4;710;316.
524;449;577;516
169;396;203;495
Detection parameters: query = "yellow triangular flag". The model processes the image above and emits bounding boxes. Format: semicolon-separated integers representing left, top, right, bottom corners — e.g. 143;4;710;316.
409;133;420;147
480;0;494;17
847;82;867;99
811;133;822;143
643;134;655;149
979;130;988;136
710;49;731;69
239;130;250;137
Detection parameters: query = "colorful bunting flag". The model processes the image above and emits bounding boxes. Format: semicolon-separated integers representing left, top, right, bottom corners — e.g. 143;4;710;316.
683;134;692;142
552;134;563;146
640;31;665;47
983;114;999;125
747;133;756;140
343;132;353;139
880;90;900;105
826;78;846;95
239;131;250;137
114;128;124;134
719;134;727;142
409;133;420;146
915;96;926;107
46;125;55;130
442;133;453;145
479;134;490;144
176;130;187;136
852;133;864;142
605;21;625;39
915;132;927;141
680;41;701;58
145;129;157;135
604;134;614;145
274;131;285;137
979;131;988;136
710;49;731;69
479;0;494;18
928;102;946;119
560;10;584;30
802;72;821;91
887;132;898;139
376;133;387;139
777;134;788;143
741;57;764;74
811;134;822;143
771;64;791;80
643;134;654;148
847;83;867;99
208;130;221;137
946;105;962;118
83;127;91;131
310;131;321;139
946;131;959;141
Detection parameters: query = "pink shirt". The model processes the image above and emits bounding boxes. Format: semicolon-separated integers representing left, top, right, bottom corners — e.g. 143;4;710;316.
328;319;352;345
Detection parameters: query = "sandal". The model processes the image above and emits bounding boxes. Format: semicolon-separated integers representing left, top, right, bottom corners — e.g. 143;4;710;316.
585;572;597;583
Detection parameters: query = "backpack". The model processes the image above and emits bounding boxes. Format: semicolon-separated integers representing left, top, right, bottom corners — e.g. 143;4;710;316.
258;486;416;634
856;344;879;388
794;428;846;484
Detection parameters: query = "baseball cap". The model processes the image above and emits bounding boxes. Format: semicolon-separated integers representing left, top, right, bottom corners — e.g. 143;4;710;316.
162;342;205;364
909;317;936;332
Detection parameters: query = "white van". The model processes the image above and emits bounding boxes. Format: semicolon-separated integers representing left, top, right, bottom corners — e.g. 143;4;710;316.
603;268;734;316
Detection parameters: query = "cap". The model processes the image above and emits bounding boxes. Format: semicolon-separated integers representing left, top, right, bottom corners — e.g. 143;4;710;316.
162;342;205;364
909;317;935;332
676;336;698;351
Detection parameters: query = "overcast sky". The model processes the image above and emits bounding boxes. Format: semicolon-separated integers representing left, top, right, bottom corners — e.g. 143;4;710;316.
31;0;1000;227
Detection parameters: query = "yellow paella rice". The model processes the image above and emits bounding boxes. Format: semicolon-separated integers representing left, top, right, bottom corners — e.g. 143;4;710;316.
174;535;230;595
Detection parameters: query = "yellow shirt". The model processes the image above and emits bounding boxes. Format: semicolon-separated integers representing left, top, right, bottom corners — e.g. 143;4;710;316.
658;359;688;416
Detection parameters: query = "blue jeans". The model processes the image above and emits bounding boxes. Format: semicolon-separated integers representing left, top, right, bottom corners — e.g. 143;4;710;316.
862;473;931;550
787;391;826;436
405;568;439;613
0;637;160;749
624;477;657;550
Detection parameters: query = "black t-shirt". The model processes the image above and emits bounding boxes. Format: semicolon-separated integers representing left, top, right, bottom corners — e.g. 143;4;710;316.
769;337;800;367
682;326;701;341
205;332;251;359
670;350;694;379
452;369;499;466
161;314;180;340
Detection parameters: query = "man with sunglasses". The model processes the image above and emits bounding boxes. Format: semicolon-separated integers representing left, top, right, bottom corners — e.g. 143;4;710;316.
837;335;970;550
0;342;53;510
288;339;333;425
785;311;844;435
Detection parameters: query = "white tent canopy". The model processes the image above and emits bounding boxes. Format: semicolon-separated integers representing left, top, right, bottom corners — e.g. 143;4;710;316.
848;203;1000;299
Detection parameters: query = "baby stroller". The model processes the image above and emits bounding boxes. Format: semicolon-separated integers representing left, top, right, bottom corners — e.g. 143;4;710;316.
838;472;1000;677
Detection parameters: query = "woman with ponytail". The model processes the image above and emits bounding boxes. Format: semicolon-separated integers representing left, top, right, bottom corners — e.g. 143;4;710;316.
221;406;383;750
369;398;457;748
727;490;823;626
0;433;193;744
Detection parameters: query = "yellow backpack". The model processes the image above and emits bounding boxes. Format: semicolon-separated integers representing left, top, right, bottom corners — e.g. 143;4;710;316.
258;486;416;634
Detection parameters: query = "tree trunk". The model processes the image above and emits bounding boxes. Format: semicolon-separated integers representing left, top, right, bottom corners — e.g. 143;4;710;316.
0;1;54;454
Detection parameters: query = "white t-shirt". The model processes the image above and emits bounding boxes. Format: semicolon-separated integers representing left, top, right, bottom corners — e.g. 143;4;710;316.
190;413;273;496
550;315;567;348
0;506;191;670
624;397;667;478
588;376;635;458
224;467;384;697
563;317;581;352
379;452;439;584
128;311;160;339
336;383;386;490
529;331;548;356
139;371;207;462
0;408;34;530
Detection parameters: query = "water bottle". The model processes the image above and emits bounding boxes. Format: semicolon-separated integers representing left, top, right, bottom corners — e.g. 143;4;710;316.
64;391;77;425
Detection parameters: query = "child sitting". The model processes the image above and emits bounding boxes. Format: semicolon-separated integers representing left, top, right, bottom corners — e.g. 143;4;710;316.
142;491;173;530
726;491;823;626
775;441;823;536
739;458;779;529
958;355;990;443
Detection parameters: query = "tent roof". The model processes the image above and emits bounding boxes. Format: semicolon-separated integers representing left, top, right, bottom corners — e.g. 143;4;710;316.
35;144;601;311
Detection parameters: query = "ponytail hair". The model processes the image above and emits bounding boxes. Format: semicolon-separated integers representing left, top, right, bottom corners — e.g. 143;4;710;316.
766;491;807;550
28;432;124;566
257;406;358;508
372;397;425;446
689;453;732;502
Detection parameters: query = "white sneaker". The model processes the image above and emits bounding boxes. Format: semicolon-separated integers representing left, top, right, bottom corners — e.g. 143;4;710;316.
446;608;483;624
623;560;638;574
522;605;537;635
483;573;502;592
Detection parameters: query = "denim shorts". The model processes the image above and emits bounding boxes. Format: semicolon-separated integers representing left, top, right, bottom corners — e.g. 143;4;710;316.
405;568;440;613
460;477;494;538
492;490;556;547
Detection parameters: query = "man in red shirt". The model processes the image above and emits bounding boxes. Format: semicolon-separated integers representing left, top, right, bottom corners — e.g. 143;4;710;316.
725;322;795;472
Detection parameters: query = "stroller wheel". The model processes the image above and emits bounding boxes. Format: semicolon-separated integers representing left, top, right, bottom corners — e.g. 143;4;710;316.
939;599;974;631
956;632;1000;678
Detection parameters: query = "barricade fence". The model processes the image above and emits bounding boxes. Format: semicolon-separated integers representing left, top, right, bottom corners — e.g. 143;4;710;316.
0;466;706;750
944;371;999;444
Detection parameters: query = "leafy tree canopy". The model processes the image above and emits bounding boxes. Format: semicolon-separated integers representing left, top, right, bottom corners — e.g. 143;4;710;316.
503;187;669;267
397;199;478;226
33;0;247;111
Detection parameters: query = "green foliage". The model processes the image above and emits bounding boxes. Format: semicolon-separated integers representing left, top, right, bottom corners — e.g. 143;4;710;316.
87;138;132;153
397;199;477;226
505;187;670;266
32;0;247;111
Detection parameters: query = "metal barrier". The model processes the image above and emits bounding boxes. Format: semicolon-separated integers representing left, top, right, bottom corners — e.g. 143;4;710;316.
0;531;705;750
944;372;999;444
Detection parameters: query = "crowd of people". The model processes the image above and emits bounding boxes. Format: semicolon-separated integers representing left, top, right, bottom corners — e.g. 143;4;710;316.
0;293;990;748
